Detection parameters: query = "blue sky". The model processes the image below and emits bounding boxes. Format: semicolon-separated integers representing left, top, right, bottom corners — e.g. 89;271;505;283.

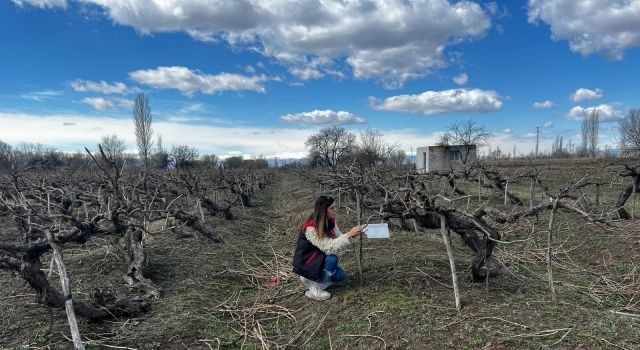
1;0;639;159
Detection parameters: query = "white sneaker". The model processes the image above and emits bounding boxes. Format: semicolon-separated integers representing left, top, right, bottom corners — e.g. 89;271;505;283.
319;281;332;290
304;282;331;301
319;270;333;290
299;276;311;289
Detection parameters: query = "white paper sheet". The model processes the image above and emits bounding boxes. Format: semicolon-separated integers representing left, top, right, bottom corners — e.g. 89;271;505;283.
363;223;390;239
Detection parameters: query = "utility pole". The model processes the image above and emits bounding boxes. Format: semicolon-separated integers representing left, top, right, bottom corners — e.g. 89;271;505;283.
535;126;540;157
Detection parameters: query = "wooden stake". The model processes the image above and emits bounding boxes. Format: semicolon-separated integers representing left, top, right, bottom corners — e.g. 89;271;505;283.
196;198;205;222
355;191;364;284
547;198;559;301
439;213;461;310
478;172;482;203
530;178;535;210
45;230;85;350
239;194;246;214
46;193;55;278
632;180;637;220
504;177;509;205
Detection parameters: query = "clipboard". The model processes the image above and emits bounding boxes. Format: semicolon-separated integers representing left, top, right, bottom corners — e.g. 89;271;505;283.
363;223;390;239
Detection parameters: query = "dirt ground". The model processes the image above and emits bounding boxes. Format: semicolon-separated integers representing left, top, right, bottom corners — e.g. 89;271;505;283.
1;170;639;349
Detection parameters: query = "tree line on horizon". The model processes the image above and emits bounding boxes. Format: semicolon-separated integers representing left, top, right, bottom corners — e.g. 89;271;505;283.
1;94;639;169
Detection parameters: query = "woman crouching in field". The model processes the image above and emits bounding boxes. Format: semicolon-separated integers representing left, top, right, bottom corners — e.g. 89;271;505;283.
292;195;364;301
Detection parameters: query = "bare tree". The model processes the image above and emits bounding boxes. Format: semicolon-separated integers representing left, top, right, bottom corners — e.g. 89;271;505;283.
0;139;12;168
224;156;243;169
439;119;492;164
355;128;400;166
171;144;199;168
13;142;62;168
620;139;629;157
153;134;169;168
100;134;126;162
387;149;407;167
133;93;153;171
305;126;357;167
581;110;599;157
551;135;567;157
200;154;219;167
156;134;164;155
619;108;640;156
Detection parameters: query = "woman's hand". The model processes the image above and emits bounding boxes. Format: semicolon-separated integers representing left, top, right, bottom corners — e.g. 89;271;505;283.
346;225;365;238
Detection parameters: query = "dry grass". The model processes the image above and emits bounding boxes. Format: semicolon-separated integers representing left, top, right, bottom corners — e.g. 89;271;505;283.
1;167;639;349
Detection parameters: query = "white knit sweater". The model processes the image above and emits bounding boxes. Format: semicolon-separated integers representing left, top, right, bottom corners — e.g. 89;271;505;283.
304;225;351;256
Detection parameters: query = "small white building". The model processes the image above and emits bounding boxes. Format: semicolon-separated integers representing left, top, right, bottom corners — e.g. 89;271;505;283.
416;145;477;172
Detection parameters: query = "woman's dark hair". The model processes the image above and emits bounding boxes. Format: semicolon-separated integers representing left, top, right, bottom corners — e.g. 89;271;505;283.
310;195;334;238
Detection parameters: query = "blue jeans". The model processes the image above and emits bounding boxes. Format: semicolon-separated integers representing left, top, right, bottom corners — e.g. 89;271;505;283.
322;254;346;283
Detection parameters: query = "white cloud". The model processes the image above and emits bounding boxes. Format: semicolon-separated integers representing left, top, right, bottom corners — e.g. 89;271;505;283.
383;129;444;151
543;121;553;128
532;100;555;109
566;104;623;122
12;0;66;9
570;88;603;103
0;110;621;160
20;90;63;101
70;79;130;94
502;128;512;133
128;66;266;96
80;97;132;111
186;29;217;43
452;73;469;86
30;0;491;87
161;104;238;125
81;97;114;111
280;110;365;125
0;111;313;158
178;103;206;114
528;0;640;59
370;88;503;115
115;98;134;108
164;115;207;123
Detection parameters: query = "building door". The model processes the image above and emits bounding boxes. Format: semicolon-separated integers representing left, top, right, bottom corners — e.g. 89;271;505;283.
423;152;427;171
